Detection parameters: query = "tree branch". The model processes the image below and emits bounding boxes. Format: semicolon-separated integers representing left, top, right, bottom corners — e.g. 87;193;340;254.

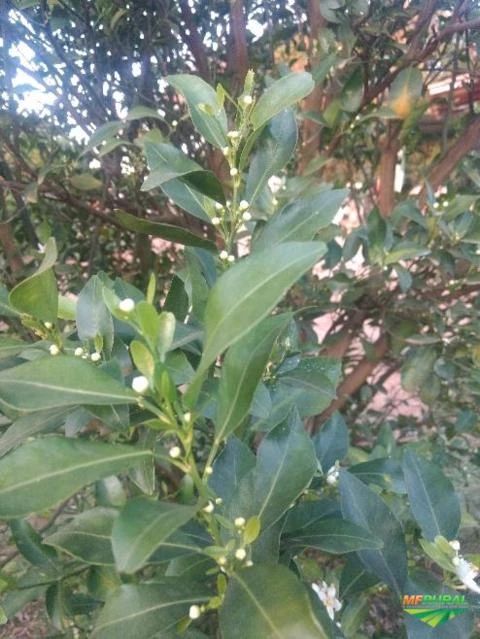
229;0;249;94
178;0;211;82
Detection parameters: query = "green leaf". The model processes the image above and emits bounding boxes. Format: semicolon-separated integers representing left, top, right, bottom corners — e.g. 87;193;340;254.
219;565;332;639
384;240;429;265
10;519;58;568
9;237;58;323
251;72;314;130
313;412;349;473
284;518;383;554
339;471;407;596
44;508;117;565
257;189;347;251
141;141;224;203
339;556;379;599
113;209;215;251
0;283;19;317
112;498;197;574
196;242;326;375
0;408;69;457
387;67;423;118
70;173;103;191
231;415;317;530
84;121;123;152
209;437;255;506
275;357;341;417
167;74;228;148
0;337;32;359
0;437;152;519
403;451;461;542
91;581;210;639
125;105;164;121
401;347;437;393
283;499;340;534
0;356;136;411
245;109;298;206
215;314;291;442
76;275;114;356
349;458;406;494
161;179;211;223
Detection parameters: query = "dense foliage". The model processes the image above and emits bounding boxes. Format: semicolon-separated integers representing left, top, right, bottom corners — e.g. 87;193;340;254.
1;1;480;637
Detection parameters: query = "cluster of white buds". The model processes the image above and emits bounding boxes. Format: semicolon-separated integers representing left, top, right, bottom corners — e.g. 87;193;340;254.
449;540;480;593
219;250;235;263
90;352;101;362
227;130;240;140
239;199;252;222
326;461;340;486
311;582;342;621
240;94;253;107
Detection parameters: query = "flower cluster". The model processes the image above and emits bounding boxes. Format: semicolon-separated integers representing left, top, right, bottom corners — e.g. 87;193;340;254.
311;581;342;621
449;540;480;593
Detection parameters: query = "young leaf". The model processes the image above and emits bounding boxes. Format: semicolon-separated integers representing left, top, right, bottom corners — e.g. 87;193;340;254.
9;237;58;323
0;356;137;411
253;189;347;252
283;518;383;554
0;437;152;518
113;209;215;251
91;581;210;639
250;72;314;130
10;519;58;569
313;412;349;473
219;565;332;639
197;242;326;375
339;471;407;596
215;314;291;442
166;74;228;148
403;450;461;542
44;508;117;565
111;498;197;574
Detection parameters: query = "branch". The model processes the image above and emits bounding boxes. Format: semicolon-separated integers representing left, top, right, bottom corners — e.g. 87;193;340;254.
376;123;401;218
419;114;480;202
178;0;211;82
229;0;249;94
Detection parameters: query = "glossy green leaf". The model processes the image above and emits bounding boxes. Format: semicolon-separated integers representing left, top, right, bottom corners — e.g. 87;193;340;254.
245;109;298;206
0;408;69;457
403;451;460;542
254;189;347;252
219;565;332;639
125;105;164;121
141;141;224;203
197;242;326;375
284;518;383;553
112;498;197;573
231;416;317;530
209;437;255;506
76;275;114;356
70;173;103;190
275;357;341;417
91;581;210;639
251;72;314;130
84;121;123;152
9;237;58;323
339;471;407;596
0;437;152;518
384;240;429;265
44;508;117;565
339;556;379;599
283;499;341;534
0;356;136;411
0;337;32;359
167;74;228;148
313;412;349;473
161;179;211;223
349;457;406;494
215;314;291;442
113;209;215;251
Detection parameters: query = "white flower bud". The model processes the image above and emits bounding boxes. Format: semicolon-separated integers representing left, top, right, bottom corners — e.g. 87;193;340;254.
215;201;224;211
449;540;461;552
245;560;253;567
189;605;201;620
211;216;221;225
235;548;247;560
219;250;229;260
215;497;223;504
242;211;252;222
217;556;227;566
169;446;181;459
239;199;249;210
227;255;235;263
203;501;214;514
204;466;213;475
49;344;60;356
171;120;178;127
74;347;84;357
221;146;230;155
234;517;246;528
90;352;101;362
241;95;253;106
227;130;240;139
230;167;239;177
183;412;192;423
131;375;149;394
119;298;135;313
44;321;53;330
